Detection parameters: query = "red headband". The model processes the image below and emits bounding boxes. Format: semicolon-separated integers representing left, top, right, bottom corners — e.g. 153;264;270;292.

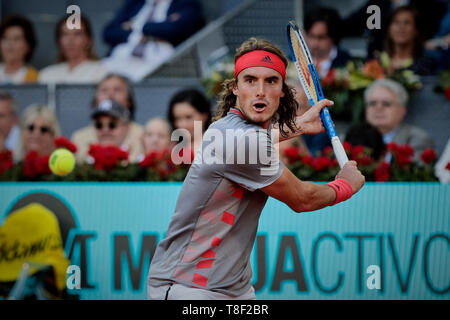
234;50;286;80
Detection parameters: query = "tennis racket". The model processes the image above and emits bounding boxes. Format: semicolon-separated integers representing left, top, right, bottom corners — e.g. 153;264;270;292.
286;20;349;168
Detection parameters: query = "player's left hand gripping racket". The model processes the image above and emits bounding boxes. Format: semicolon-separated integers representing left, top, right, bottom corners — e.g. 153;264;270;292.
286;20;349;168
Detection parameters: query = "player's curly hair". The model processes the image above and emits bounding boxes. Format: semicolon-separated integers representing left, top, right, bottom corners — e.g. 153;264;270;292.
214;37;299;137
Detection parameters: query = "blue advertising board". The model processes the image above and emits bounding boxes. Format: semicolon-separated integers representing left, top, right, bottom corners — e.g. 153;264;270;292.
0;182;448;299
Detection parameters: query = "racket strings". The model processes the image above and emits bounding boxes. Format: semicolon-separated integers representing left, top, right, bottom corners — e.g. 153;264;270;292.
289;28;318;103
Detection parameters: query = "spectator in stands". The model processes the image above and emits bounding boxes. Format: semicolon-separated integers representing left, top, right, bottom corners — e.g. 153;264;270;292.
167;88;211;154
364;78;434;162
0;90;20;153
71;74;144;163
381;6;437;75
340;0;447;59
89;99;142;161
304;7;353;79
141;117;172;155
0;15;38;84
14;104;60;162
345;122;387;164
39;15;108;84
102;0;205;82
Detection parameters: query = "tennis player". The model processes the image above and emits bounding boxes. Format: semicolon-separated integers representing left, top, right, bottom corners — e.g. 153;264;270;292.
147;37;365;300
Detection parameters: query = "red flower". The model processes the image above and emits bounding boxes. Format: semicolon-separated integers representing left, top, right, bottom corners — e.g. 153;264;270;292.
343;141;352;154
350;145;365;160
322;146;333;157
420;148;437;164
0;150;14;175
445;87;450;101
374;162;391;182
396;154;413;167
54;136;77;153
283;146;301;163
386;142;398;153
301;155;314;166
359;155;373;166
395;144;414;168
312;156;333;171
446;162;450;171
139;149;178;178
139;150;159;168
397;144;414;158
139;149;173;168
22;151;51;178
88;144;128;170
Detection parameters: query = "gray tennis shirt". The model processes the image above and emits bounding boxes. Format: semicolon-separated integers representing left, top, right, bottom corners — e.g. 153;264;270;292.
147;108;284;296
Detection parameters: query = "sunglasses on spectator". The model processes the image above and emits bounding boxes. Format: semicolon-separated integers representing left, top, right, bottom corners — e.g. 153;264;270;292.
95;120;118;130
27;124;52;134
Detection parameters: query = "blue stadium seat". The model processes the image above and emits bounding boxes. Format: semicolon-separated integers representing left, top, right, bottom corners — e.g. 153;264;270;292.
0;84;48;116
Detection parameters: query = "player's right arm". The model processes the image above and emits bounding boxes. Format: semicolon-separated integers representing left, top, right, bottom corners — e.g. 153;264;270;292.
261;161;365;213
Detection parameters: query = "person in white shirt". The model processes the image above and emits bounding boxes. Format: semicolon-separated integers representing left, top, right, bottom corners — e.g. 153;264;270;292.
0;90;20;153
39;15;107;84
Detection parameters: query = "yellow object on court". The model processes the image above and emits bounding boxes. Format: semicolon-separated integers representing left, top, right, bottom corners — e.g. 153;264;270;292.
0;203;70;292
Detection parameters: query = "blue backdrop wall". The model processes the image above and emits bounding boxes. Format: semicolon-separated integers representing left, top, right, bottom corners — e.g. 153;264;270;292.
0;182;448;299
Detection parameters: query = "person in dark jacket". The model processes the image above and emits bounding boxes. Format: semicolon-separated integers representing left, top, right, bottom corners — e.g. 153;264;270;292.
102;0;205;81
103;0;204;50
304;7;353;78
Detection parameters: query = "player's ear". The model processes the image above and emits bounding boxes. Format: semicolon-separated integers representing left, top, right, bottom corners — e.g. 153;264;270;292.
232;79;239;96
280;81;286;98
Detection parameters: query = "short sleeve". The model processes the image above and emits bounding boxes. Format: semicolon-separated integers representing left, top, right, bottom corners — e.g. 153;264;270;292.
221;127;284;192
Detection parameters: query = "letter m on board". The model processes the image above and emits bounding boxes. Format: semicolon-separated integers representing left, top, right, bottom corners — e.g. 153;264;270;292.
113;234;158;291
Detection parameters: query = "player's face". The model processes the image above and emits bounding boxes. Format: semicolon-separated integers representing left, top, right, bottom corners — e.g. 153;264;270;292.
233;66;285;129
365;86;406;134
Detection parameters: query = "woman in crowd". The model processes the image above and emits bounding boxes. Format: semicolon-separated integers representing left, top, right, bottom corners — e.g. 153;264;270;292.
0;15;38;84
14;104;60;162
39;14;107;84
167;88;211;154
381;5;436;75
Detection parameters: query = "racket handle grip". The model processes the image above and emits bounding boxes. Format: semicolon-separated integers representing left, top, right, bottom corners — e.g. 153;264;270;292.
331;136;349;169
